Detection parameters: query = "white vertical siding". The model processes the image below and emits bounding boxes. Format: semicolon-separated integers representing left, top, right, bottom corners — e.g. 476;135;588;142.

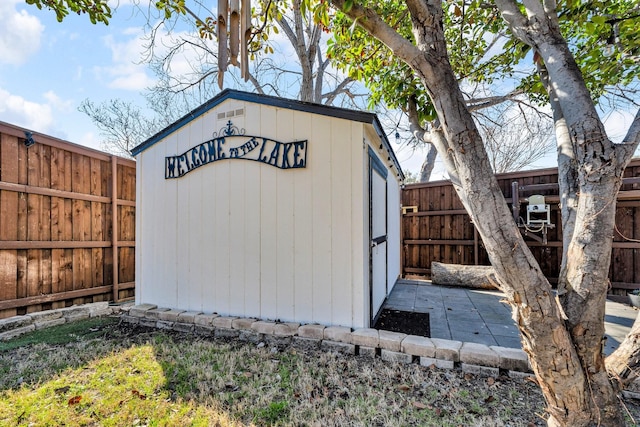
330;118;354;326
275;108;295;321
351;124;366;328
136;99;400;327
243;102;263;317
259;106;278;319
310;114;333;323
292;111;314;323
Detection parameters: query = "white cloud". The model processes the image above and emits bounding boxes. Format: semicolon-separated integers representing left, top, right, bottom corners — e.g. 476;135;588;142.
43;91;74;112
109;71;155;90
0;0;44;65
0;87;53;131
94;29;156;91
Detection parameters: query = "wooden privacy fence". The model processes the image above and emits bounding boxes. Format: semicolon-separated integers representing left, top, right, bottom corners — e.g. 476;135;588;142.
0;122;136;319
401;159;640;293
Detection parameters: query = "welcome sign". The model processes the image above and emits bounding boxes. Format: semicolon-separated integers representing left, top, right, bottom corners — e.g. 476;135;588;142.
165;121;307;179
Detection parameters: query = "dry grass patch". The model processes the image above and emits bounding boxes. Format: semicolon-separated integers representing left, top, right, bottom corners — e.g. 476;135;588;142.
1;317;638;426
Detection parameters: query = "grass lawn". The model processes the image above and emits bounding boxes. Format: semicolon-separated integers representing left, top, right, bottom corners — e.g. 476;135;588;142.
0;316;635;426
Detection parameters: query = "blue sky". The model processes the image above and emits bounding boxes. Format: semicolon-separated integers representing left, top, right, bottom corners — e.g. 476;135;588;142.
1;0;636;177
0;0;158;151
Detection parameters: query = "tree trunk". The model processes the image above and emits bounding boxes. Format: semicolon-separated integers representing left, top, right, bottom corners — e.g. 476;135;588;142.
430;262;498;290
419;144;437;182
607;313;640;390
399;3;592;424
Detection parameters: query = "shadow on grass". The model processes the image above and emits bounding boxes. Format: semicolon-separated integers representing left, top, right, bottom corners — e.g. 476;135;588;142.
0;317;554;427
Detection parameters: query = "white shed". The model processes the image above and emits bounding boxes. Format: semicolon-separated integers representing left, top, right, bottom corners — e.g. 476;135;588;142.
132;90;404;329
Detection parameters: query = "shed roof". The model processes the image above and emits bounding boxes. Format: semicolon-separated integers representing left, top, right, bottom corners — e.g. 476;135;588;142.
131;89;404;179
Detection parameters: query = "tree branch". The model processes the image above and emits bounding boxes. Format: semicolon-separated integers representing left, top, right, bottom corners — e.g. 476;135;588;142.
329;0;423;67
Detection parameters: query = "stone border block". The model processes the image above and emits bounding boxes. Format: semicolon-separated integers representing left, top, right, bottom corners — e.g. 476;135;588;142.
298;324;325;339
292;336;320;351
129;304;158;318
359;346;377;358
324;326;352;343
116;304;133;313
64;312;90;323
321;340;356;355
121;315;139;324
461;363;499;377
34;318;66;330
0;316;32;332
28;310;63;323
139;318;157;328
0;324;35;341
420;356;454;370
381;349;413;364
232;318;256;330
490;346;530;372
146;308;171;319
195;325;215;335
177;311;202;324
90;307;113;318
351;328;379;347
419;356;437;367
379;330;406;352
435;359;455;369
274;322;299;337
215;327;240;339
213;316;237;329
157;309;185;322
88;302;111;317
401;335;435;357
252;321;276;335
59;306;91;321
431;338;462;362
156;320;174;330
239;329;262;344
460;342;499;367
173;322;194;333
194;314;219;327
265;335;292;348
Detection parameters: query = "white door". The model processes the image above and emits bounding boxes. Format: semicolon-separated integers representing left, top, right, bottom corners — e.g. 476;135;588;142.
369;149;387;324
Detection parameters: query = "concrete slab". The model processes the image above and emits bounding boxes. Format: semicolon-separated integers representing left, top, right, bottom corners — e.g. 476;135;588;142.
383;279;637;354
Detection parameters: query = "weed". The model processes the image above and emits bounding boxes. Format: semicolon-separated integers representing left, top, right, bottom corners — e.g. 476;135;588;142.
254;400;290;425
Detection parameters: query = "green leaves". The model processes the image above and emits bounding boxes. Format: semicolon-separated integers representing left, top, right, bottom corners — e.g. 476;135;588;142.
25;0;112;24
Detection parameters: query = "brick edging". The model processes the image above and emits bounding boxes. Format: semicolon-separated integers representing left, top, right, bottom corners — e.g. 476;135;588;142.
0;303;532;378
123;304;532;377
0;302;129;341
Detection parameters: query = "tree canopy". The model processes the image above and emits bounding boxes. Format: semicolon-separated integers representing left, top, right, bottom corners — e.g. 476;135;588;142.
25;0;111;24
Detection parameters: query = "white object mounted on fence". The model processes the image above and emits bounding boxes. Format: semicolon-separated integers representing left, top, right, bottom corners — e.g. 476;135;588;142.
526;194;551;226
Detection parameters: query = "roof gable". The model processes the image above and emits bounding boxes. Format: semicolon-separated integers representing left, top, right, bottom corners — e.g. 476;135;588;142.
131;89;403;178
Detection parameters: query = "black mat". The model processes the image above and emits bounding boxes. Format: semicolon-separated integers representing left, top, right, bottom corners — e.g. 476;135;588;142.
373;309;430;337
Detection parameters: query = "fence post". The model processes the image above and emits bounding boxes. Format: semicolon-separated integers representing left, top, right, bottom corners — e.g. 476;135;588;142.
111;155;119;303
511;181;520;223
